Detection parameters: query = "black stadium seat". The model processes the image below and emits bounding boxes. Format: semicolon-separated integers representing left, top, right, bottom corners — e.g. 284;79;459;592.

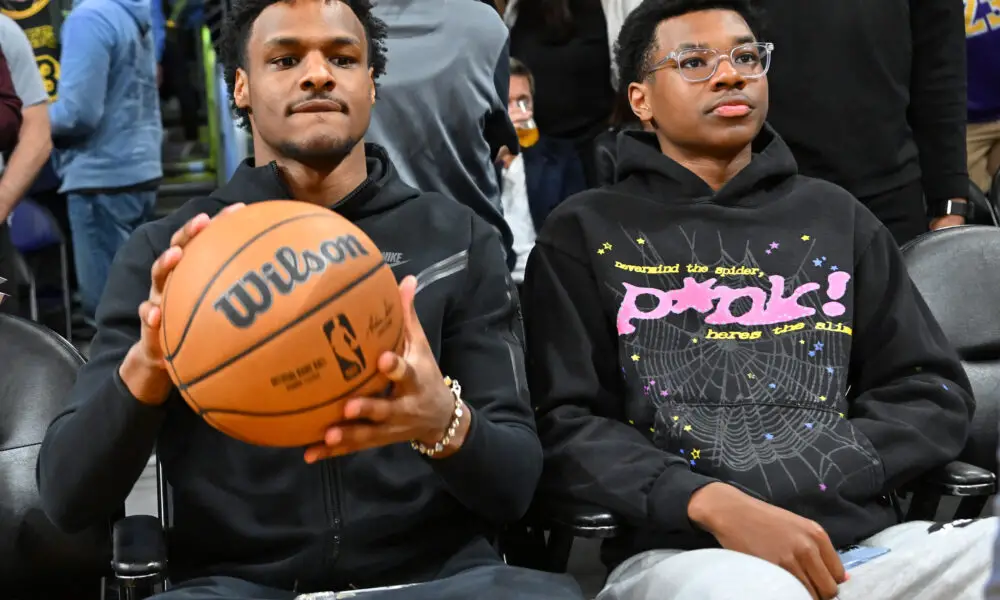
0;315;114;598
901;226;1000;519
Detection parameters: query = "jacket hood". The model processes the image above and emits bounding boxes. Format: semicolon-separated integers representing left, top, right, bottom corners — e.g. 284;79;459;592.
79;0;152;27
211;143;420;221
613;123;799;206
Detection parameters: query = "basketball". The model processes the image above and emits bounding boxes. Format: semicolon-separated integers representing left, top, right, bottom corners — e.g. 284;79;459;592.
159;201;404;447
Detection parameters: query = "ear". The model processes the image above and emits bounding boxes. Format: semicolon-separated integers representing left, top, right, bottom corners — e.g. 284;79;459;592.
628;81;653;123
234;67;250;111
368;66;375;105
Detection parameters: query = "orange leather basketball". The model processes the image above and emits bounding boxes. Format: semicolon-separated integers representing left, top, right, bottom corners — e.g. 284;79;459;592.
159;200;403;447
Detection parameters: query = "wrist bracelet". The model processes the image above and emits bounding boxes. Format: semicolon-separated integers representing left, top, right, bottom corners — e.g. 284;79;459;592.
411;376;464;457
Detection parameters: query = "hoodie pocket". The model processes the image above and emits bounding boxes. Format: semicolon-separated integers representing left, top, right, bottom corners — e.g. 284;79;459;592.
653;403;885;509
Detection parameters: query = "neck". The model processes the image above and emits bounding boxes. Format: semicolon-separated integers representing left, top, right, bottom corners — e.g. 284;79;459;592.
656;135;752;191
254;144;369;206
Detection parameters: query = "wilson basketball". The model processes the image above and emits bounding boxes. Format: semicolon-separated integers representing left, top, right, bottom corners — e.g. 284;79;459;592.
159;201;404;447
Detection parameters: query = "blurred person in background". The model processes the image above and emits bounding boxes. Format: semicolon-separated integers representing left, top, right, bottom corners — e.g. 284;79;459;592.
505;0;616;186
965;0;1000;194
152;0;167;85
49;0;162;325
0;46;22;315
500;57;584;290
160;0;205;149
368;0;516;269
0;47;22;151
0;12;52;317
762;0;969;245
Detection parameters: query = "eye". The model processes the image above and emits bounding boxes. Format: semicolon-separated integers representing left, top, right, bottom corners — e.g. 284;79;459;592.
679;57;706;70
331;56;358;67
271;56;298;68
734;51;760;65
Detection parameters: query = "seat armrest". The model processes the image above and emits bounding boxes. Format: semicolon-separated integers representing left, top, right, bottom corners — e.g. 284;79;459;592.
112;514;168;578
912;461;997;497
526;498;623;539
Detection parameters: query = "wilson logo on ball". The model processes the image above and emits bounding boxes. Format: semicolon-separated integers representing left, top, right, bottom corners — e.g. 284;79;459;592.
213;234;370;328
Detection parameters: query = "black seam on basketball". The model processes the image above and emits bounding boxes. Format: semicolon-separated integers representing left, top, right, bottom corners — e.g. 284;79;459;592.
192;322;405;417
165;211;343;360
176;258;388;389
160;262;189;407
202;370;380;418
174;372;204;415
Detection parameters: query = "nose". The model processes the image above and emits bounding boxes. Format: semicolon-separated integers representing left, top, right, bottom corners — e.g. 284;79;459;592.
299;51;334;92
711;56;746;90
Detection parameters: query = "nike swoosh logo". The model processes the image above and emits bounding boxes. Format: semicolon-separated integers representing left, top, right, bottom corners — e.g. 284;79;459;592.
386;260;410;268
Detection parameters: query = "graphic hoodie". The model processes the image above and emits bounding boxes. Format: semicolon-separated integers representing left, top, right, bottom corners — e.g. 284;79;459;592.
523;127;974;566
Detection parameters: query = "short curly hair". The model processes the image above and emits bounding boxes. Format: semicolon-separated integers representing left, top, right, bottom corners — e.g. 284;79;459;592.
614;0;762;90
217;0;388;130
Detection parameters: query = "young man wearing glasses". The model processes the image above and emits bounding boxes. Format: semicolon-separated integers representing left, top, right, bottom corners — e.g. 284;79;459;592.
521;1;995;599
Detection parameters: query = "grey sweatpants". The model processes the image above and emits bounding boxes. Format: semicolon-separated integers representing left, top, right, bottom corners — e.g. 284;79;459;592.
598;517;996;600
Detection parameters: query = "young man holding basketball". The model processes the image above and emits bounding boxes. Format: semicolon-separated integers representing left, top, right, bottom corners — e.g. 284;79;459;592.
36;1;582;599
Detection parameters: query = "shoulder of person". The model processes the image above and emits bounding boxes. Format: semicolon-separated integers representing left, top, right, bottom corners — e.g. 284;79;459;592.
534;188;607;250
454;0;509;47
790;174;887;254
0;13;31;50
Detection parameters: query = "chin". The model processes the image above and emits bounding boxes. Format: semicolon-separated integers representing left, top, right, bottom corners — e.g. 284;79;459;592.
276;133;360;166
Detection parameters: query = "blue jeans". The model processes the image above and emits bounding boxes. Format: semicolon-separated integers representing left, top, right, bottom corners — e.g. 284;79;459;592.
67;190;156;321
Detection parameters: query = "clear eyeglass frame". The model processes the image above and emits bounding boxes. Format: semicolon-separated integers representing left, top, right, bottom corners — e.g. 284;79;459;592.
646;41;775;83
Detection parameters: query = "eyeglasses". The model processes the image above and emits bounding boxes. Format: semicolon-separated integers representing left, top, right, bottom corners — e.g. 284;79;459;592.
647;41;774;83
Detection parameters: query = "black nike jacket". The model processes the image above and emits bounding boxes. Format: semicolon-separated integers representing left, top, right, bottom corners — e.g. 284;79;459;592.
36;144;540;592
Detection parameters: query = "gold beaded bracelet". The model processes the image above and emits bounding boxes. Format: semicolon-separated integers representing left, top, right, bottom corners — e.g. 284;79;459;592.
410;376;464;457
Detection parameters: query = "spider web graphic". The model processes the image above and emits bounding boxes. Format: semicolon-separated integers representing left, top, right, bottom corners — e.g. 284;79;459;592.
609;225;881;500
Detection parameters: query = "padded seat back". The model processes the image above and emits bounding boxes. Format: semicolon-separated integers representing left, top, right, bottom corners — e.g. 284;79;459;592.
902;226;1000;473
0;315;110;592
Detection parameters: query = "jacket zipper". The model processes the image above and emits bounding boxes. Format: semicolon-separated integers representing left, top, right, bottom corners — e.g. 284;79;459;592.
414;250;469;294
266;161;373;210
320;460;342;572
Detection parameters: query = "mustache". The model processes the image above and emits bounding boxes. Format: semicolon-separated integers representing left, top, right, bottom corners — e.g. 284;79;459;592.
286;94;347;115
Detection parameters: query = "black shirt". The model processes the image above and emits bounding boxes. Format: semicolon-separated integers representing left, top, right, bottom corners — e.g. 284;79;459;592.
510;0;616;143
762;0;967;202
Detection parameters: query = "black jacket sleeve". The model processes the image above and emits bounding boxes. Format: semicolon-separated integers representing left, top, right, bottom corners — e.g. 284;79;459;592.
36;226;167;533
483;35;519;161
429;214;542;523
847;224;974;492
908;0;968;203
523;239;717;533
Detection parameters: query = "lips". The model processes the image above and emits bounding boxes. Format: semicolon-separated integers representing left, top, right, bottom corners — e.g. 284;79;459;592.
708;95;752;117
291;99;343;114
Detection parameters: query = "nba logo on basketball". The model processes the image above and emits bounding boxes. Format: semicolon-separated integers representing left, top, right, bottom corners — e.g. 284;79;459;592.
323;314;366;381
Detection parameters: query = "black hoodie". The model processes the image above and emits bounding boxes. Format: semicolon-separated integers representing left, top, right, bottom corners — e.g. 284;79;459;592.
522;128;974;566
37;145;540;592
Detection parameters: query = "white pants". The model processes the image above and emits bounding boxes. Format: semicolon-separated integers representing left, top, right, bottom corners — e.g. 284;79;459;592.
598;517;996;600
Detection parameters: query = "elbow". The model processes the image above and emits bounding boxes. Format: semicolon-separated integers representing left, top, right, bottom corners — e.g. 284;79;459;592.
37;133;53;161
50;105;98;140
497;431;544;522
36;454;88;534
40;492;89;535
36;428;96;535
